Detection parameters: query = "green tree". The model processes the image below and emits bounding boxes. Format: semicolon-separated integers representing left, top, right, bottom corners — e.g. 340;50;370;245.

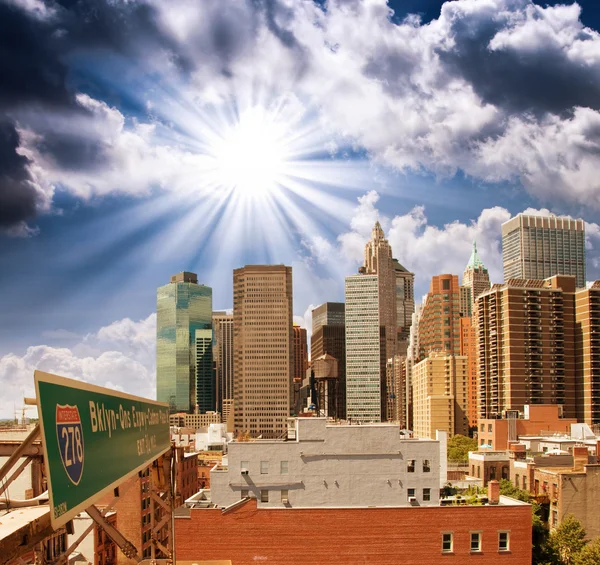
447;434;477;463
547;515;587;565
573;537;600;565
498;478;532;502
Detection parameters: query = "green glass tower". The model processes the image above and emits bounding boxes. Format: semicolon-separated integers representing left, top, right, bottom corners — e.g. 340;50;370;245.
157;272;212;413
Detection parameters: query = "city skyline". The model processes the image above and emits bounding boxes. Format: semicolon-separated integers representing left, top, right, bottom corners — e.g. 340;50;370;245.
3;0;600;419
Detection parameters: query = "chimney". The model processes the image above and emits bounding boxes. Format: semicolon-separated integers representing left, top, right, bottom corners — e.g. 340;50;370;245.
488;480;500;505
573;446;589;472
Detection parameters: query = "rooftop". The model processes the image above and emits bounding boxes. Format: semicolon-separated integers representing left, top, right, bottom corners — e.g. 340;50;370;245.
465;240;486;271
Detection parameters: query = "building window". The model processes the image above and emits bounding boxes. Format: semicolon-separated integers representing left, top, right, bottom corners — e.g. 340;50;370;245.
488;424;493;432
241;489;249;498
498;531;510;552
470;532;482;552
280;461;288;474
442;532;453;553
241;461;249;471
407;488;415;499
260;461;269;474
423;460;431;473
261;490;269;503
407;460;415;472
423;488;431;501
480;423;484;432
281;489;289;502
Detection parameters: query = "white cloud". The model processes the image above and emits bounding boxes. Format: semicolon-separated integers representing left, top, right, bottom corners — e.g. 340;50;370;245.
303;191;600;299
0;314;156;419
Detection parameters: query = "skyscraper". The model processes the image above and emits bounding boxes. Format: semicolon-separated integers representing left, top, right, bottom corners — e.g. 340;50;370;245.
312;302;345;335
213;312;234;423
311;302;346;420
502;214;586;288
477;275;577;419
195;329;214;413
393;259;415;355
418;274;461;359
292;325;308;414
461;241;490;316
293;325;308;380
574;282;600;425
157;272;212;413
412;351;469;439
345;274;384;422
364;222;398;420
233;265;293;439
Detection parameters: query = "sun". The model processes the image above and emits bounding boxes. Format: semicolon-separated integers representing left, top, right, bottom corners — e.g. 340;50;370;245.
210;106;290;197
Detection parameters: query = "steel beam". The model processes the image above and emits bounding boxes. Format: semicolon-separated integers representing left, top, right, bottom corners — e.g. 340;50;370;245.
86;505;140;562
0;456;32;497
0;424;40;484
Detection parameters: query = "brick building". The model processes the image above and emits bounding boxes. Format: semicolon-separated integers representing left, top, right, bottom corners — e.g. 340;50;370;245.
95;468;169;563
175;496;531;564
477;404;578;451
532;447;600;538
175;448;199;506
469;451;511;485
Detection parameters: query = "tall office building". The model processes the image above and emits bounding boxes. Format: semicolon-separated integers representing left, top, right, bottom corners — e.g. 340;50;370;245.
418;274;461;359
412;351;469;439
195;329;214;413
404;303;423;429
345;274;385;422
459;317;478;429
292;325;308;414
213;312;234;422
364;222;398;420
574;283;600;425
157;272;212;413
461;241;490;316
312;302;345;335
311;302;346;419
477;275;577;419
502;214;586;288
393;259;415;355
293;325;308;380
233;265;293;439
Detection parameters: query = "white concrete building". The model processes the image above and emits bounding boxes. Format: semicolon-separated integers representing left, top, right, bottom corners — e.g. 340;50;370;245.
210;418;443;509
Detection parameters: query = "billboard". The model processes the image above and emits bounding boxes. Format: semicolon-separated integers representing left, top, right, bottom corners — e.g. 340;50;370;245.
35;370;170;529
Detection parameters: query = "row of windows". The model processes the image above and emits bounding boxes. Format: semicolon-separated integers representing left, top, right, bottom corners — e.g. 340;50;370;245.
442;531;510;553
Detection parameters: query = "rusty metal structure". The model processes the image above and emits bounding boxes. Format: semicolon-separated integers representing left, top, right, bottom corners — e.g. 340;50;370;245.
0;421;175;565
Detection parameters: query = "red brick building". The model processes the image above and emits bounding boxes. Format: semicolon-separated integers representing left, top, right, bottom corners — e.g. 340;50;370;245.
175;497;531;564
175;448;199;506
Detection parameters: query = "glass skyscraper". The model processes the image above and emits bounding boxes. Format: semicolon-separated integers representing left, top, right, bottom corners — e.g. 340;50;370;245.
157;272;212;413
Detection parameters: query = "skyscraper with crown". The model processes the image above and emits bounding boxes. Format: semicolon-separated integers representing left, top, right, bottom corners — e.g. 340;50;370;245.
461;241;491;316
363;221;398;420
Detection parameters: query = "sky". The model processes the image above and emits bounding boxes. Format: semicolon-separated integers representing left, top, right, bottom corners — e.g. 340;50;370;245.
2;0;600;418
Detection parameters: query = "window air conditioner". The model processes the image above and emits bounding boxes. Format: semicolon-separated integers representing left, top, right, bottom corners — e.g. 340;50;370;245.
241;469;249;475
282;498;289;504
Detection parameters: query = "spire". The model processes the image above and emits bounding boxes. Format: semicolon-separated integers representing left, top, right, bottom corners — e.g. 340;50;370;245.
372;221;385;241
466;240;486;271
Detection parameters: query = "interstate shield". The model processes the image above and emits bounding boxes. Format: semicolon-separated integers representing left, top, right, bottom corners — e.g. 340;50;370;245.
56;404;85;485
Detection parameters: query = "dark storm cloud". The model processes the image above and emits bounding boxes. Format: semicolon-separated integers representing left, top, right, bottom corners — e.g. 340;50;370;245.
0;121;40;229
0;0;172;232
437;5;600;116
0;3;71;109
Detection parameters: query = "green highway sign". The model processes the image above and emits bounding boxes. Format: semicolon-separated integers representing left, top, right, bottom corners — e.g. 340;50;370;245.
35;370;170;529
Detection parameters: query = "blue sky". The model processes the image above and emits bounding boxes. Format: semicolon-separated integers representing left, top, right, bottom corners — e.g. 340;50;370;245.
2;0;600;417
